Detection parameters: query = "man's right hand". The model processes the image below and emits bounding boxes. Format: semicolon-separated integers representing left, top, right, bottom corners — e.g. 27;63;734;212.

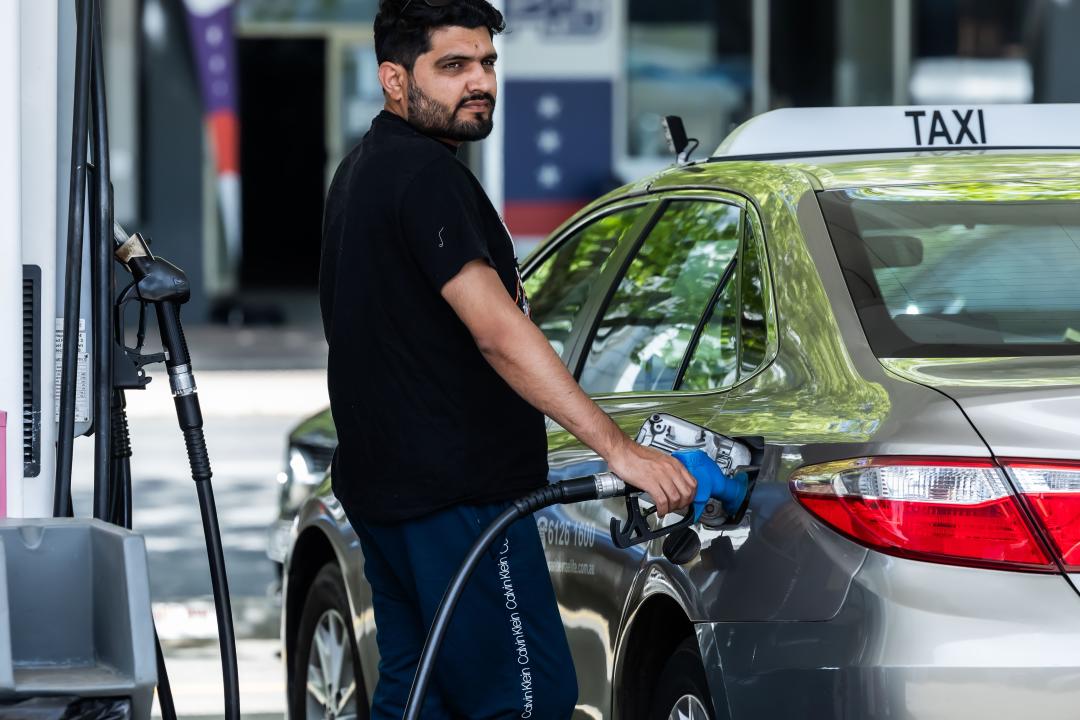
607;440;697;517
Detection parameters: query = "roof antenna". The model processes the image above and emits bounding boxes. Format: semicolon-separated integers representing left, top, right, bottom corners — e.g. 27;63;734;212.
663;115;700;165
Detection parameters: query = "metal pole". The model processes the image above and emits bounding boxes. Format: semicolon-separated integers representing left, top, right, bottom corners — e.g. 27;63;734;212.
482;0;506;215
752;0;771;116
893;0;912;105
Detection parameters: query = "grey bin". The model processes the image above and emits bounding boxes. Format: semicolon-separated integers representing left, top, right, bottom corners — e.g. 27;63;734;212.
0;519;156;719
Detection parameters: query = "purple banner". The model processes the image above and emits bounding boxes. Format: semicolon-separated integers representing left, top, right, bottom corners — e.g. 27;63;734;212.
182;1;239;114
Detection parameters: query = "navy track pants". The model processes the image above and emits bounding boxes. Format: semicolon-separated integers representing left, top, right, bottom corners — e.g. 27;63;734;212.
347;501;579;719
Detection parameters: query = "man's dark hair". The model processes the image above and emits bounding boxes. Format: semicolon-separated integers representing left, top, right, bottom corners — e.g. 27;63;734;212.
375;0;506;71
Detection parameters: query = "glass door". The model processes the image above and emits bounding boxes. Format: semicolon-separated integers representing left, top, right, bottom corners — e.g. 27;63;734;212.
326;32;383;190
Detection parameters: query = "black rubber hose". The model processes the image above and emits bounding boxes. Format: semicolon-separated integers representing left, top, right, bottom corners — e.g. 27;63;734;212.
184;427;213;483
403;504;522;720
177;388;239;718
156;300;239;718
54;0;95;518
157;302;191;370
195;475;240;720
89;0;113;521
107;453;128;528
403;476;612;720
154;628;178;720
108;390;132;529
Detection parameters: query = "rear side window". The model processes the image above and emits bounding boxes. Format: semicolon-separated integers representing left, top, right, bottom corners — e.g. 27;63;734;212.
525;206;645;358
578;200;741;394
820;183;1080;357
678;276;738;391
679;210;773;391
738;212;769;373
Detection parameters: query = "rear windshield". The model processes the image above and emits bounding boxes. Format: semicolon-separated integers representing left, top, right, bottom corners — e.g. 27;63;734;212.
818;182;1080;357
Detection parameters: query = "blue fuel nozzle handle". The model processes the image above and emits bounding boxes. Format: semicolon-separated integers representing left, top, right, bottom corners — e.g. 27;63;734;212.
607;449;751;550
672;449;748;522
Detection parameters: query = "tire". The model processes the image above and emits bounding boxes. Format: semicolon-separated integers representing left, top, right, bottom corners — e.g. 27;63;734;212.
647;636;715;720
290;563;368;720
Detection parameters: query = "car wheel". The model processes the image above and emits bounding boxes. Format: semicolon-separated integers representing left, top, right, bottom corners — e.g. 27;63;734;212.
291;563;367;720
648;636;714;720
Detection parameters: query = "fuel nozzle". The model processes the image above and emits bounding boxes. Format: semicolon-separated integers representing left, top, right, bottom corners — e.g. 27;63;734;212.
673;449;749;523
608;450;753;566
532;415;758;559
606;414;760;551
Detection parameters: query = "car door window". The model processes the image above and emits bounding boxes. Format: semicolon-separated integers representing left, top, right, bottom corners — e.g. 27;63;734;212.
739;211;769;373
678;274;739;391
524;206;646;358
679;207;772;390
578;200;741;394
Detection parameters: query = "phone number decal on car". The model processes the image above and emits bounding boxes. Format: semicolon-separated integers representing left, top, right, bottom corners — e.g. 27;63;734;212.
536;516;597;549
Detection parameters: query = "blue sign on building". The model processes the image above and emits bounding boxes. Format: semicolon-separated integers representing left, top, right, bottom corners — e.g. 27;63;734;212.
504;79;613;235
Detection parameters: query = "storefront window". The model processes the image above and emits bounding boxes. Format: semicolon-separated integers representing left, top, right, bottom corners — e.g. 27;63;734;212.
911;0;1036;104
340;42;383;155
626;0;752;163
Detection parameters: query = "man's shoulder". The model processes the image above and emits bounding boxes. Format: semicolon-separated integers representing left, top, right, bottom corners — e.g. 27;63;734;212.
340;131;464;190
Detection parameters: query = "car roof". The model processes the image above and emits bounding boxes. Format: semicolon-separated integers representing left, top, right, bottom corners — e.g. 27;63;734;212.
769;150;1080;191
627;150;1080;200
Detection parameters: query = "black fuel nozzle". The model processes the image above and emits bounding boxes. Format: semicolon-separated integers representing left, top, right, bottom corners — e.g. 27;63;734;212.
112;229;201;445
115;232;191;309
113;230;195;386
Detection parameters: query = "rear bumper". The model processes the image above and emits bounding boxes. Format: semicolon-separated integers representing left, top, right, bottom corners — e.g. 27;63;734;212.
700;554;1080;719
698;662;1080;720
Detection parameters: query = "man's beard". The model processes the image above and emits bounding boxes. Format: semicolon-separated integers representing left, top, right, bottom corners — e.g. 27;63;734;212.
407;81;495;142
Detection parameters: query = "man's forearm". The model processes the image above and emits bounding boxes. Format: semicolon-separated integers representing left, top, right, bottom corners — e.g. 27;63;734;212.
441;261;629;459
478;316;629;463
479;314;697;514
441;260;697;514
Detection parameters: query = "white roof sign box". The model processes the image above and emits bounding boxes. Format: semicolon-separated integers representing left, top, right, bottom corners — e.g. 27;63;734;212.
714;104;1080;158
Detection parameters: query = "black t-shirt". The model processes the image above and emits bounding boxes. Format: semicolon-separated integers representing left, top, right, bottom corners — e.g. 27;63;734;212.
320;111;548;524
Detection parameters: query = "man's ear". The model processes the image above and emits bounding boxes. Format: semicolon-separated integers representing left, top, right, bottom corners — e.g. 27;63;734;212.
378;61;408;104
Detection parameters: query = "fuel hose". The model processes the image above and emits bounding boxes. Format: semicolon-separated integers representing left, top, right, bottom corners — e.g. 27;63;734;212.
402;474;625;720
157;301;241;720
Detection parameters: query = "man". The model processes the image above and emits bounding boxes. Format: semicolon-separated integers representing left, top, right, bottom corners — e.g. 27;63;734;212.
320;1;697;717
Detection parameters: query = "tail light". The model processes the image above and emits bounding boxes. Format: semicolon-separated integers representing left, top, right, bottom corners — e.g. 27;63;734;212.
790;457;1055;572
1003;459;1080;572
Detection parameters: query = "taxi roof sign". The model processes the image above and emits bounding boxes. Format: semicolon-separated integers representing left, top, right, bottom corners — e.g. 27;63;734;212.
714;104;1080;158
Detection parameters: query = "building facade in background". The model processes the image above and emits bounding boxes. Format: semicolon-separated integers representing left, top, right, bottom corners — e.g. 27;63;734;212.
115;0;1080;321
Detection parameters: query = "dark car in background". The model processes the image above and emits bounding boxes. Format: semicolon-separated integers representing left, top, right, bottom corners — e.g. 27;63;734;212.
266;410;336;586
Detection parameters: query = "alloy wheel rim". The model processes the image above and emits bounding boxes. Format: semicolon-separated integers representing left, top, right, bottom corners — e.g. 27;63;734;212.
305;608;359;720
667;693;710;720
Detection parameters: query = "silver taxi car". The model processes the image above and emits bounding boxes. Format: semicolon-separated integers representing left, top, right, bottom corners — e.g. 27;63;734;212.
280;105;1080;719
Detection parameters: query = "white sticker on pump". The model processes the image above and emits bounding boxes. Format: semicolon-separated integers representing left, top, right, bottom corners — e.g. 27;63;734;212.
54;318;90;423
